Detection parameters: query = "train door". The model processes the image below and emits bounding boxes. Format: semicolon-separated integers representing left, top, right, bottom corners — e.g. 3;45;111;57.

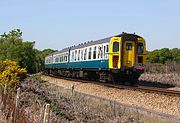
123;41;135;67
109;37;121;69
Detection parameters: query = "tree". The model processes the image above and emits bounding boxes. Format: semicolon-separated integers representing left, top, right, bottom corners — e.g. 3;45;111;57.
148;49;160;63
147;48;180;64
159;48;172;63
35;49;55;72
19;42;36;73
0;29;36;73
0;29;56;73
0;29;23;61
146;51;150;62
171;48;180;62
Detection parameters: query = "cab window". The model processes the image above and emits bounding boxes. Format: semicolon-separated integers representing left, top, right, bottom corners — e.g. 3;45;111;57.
113;42;119;52
126;43;132;50
138;43;144;54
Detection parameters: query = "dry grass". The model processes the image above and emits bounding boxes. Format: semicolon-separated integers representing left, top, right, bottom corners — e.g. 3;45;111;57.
0;110;6;123
19;77;140;123
139;73;180;86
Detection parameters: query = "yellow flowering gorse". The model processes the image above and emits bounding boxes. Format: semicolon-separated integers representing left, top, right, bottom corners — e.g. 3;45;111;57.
0;60;27;89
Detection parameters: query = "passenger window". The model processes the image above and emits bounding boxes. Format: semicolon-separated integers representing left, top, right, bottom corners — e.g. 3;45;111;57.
58;56;60;62
72;52;74;61
93;46;97;59
84;48;87;60
81;50;83;60
55;57;59;63
106;45;109;52
98;46;103;59
88;47;92;59
62;55;64;62
126;43;132;50
61;56;63;62
113;42;119;52
59;56;61;62
78;50;80;61
66;56;68;62
75;50;77;61
138;43;144;54
103;46;106;59
101;46;103;58
64;55;66;62
104;45;109;58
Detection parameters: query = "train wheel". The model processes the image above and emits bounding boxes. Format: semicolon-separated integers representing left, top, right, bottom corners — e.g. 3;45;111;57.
107;73;115;84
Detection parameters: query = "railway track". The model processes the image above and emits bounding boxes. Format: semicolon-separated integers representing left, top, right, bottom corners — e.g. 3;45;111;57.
44;74;180;96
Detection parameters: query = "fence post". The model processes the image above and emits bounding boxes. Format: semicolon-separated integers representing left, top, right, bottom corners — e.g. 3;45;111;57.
2;80;8;110
43;104;50;123
71;82;75;96
113;100;116;117
4;80;7;95
13;88;20;123
16;88;20;108
32;102;37;123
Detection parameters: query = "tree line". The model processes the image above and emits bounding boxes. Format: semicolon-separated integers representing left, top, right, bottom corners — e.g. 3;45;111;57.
146;48;180;64
0;29;55;73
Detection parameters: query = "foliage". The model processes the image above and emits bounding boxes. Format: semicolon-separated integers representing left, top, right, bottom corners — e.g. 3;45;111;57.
147;48;180;64
0;29;55;73
35;49;55;72
0;29;36;73
0;60;27;89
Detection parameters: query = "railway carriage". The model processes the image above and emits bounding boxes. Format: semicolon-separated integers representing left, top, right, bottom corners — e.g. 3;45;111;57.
45;33;146;84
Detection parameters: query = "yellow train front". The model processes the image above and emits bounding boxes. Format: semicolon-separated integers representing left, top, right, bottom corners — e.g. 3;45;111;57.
107;33;146;84
45;32;146;85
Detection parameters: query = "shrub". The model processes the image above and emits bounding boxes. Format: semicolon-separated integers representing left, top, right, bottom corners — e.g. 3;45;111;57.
0;59;27;90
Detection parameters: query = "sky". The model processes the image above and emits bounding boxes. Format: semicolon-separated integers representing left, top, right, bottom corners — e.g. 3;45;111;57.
0;0;180;51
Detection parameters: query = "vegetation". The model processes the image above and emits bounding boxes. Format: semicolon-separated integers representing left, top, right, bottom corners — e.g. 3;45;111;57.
0;29;55;73
0;60;27;90
146;48;180;64
18;77;141;123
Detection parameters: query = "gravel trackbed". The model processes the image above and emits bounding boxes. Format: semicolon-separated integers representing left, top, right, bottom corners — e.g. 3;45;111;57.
41;75;180;118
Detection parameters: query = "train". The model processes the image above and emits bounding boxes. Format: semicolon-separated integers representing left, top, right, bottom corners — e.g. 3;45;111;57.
45;32;146;85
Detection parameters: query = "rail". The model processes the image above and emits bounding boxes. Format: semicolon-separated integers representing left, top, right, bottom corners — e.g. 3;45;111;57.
44;74;180;96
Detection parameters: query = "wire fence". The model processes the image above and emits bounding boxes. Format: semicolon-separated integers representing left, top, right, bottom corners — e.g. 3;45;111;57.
1;77;180;123
0;89;31;123
0;86;52;123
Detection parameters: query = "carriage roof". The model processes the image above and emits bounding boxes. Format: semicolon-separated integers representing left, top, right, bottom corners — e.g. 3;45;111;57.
46;33;142;57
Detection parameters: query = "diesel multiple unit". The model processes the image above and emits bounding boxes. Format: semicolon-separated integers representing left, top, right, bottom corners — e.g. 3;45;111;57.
45;33;146;84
